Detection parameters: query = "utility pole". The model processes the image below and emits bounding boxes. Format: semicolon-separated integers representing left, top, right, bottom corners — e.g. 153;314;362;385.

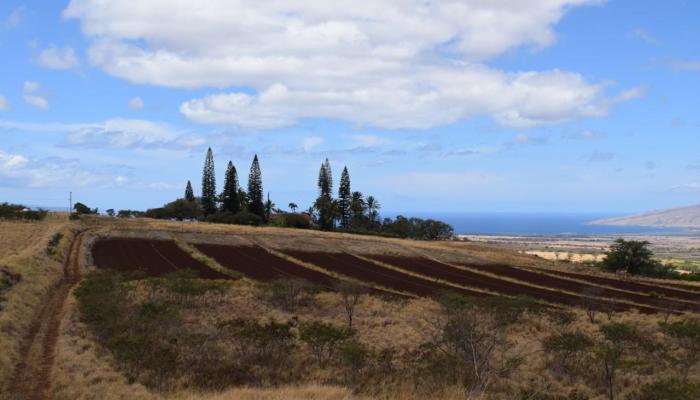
69;192;72;214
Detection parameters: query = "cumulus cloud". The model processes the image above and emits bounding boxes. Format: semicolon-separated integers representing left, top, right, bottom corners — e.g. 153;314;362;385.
0;95;8;111
0;149;128;188
22;81;49;110
128;96;144;110
63;0;638;130
37;45;80;69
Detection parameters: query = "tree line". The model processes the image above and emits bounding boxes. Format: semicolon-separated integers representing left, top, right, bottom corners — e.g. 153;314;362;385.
108;147;454;240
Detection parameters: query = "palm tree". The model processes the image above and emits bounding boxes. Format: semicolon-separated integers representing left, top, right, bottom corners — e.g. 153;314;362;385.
288;202;298;213
366;196;380;225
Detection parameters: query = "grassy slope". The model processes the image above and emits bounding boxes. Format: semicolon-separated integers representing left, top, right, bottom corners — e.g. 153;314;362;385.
0;214;75;392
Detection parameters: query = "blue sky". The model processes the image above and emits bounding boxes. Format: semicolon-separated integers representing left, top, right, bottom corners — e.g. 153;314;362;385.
0;0;699;214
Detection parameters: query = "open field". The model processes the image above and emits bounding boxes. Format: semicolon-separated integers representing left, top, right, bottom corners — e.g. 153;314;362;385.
194;244;339;289
4;215;700;400
92;238;230;279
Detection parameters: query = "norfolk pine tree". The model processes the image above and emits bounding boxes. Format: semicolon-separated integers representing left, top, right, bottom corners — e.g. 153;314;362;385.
338;166;352;228
184;180;195;202
201;147;217;215
221;161;240;213
247;154;265;220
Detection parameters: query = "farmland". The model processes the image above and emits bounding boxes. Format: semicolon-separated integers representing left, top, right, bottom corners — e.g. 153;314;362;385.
3;216;700;400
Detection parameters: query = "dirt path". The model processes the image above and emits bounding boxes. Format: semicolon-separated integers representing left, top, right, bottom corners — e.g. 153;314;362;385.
9;231;84;400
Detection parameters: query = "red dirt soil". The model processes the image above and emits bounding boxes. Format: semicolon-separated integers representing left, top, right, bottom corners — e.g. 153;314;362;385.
284;250;487;298
366;254;656;313
452;262;695;311
194;244;338;289
92;238;229;279
528;267;700;301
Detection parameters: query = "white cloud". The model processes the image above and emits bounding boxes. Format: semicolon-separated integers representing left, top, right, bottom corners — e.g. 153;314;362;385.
352;135;390;147
0;95;8;111
671;60;700;71
63;0;638;130
66;118;178;148
302;136;323;152
22;81;49;110
0;149;128;188
628;28;658;45
0;118;207;150
2;7;25;29
506;134;548;146
572;130;607;140
37;45;80;69
587;151;614;162
128;96;144;110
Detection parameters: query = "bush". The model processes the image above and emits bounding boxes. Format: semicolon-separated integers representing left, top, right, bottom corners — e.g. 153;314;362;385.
260;278;319;311
145;198;201;220
339;340;368;384
46;232;64;256
633;379;700;400
281;213;312;229
0;268;21;309
206;210;263;226
299;320;353;366
542;331;593;376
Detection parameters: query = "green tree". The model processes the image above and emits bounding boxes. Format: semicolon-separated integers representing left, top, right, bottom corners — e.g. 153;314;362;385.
247;154;265;220
201;147;217;215
601;239;663;276
338;166;352;228
184;180;195;202
315;158;335;230
221;161;240;214
288;202;298;213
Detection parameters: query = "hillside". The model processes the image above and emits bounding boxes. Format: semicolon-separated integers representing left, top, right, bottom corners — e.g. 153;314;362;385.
592;203;700;228
3;215;700;400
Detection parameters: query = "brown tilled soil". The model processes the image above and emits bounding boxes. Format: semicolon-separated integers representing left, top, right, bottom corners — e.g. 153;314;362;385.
92;238;229;279
194;244;339;289
531;266;700;300
366;254;658;313
451;262;694;311
9;231;83;400
284;250;487;298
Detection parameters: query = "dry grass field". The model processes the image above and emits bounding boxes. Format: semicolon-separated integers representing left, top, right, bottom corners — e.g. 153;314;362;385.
0;213;76;393
4;215;700;399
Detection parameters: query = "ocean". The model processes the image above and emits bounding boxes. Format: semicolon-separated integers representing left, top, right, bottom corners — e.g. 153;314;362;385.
386;212;690;236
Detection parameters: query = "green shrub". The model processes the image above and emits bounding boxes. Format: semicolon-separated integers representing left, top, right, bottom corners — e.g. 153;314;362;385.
299;320;353;366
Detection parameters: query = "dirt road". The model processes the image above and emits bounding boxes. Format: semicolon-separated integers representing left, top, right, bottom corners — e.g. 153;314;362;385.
9;231;84;400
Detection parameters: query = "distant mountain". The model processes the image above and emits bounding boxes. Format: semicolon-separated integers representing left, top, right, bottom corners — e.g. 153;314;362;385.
592;203;700;228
